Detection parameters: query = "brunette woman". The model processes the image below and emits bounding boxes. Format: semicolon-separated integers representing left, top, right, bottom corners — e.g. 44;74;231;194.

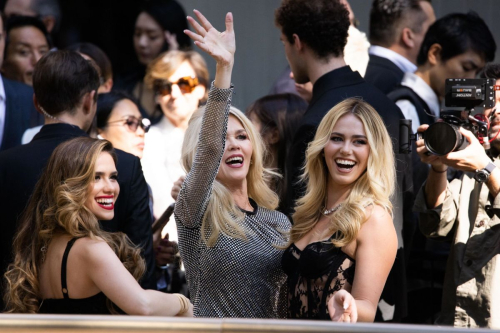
4;137;192;316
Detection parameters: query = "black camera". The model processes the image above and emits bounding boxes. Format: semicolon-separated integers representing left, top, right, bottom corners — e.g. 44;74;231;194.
400;78;496;155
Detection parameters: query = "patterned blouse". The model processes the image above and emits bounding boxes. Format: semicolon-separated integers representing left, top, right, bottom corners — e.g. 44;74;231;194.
174;84;291;318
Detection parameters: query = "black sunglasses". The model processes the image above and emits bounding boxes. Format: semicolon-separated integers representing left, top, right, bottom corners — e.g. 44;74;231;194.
107;116;151;133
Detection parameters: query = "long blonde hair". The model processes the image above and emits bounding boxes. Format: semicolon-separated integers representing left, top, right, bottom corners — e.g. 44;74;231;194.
291;98;395;247
3;137;145;313
181;106;279;246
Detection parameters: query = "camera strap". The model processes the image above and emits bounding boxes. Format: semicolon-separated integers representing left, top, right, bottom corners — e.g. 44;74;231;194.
468;181;482;236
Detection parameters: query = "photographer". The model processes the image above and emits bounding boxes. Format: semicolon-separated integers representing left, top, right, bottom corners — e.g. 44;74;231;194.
414;64;500;328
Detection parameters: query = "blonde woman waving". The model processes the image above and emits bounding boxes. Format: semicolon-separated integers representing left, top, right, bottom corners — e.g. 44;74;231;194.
175;10;290;318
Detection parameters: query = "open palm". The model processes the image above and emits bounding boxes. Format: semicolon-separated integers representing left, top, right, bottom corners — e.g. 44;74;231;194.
185;10;235;67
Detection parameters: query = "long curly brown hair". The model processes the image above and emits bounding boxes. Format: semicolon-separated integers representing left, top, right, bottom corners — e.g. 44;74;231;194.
3;137;145;313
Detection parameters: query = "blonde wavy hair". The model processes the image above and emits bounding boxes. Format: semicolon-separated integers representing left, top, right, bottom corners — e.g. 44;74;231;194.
144;50;209;102
3;137;145;313
181;106;280;246
291;98;395;247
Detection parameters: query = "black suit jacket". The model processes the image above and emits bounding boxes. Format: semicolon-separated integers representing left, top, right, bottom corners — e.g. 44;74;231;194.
364;54;405;95
0;124;156;308
284;66;412;321
0;77;43;151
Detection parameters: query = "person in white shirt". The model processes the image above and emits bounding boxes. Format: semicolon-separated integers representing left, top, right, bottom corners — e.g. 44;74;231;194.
141;50;209;244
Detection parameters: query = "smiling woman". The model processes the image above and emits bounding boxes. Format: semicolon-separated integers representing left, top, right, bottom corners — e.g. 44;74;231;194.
174;10;291;318
284;98;397;322
3;137;193;317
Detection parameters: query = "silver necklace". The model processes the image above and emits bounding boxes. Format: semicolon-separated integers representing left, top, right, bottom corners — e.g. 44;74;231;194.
323;203;342;215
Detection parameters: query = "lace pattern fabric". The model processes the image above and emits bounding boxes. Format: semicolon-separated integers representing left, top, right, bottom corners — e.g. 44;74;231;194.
282;237;355;319
174;83;291;318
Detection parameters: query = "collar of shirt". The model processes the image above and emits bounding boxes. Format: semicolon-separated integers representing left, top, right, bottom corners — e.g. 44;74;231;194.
401;71;440;117
0;75;6;103
369;46;417;74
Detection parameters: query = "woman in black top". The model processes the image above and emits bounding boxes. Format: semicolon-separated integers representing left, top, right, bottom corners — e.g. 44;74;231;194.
283;98;397;322
3;137;192;316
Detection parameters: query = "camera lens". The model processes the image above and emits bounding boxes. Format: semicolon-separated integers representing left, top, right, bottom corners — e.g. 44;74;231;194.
424;122;465;155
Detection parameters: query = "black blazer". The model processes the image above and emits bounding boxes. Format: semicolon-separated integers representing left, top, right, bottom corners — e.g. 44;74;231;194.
0;77;43;151
284;66;412;320
364;54;405;95
0;124;156;309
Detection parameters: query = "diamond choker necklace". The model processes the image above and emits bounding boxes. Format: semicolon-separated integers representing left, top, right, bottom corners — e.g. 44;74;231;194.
323;203;342;215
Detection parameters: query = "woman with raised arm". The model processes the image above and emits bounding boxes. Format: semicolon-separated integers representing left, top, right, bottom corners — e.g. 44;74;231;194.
175;11;290;318
4;137;192;316
282;98;397;322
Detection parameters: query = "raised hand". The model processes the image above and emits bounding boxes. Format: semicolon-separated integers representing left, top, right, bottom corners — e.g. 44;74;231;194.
184;10;235;68
328;290;358;323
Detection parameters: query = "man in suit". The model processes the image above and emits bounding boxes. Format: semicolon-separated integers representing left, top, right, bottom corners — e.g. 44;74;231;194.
275;0;413;321
0;50;155;310
364;0;435;94
0;13;43;151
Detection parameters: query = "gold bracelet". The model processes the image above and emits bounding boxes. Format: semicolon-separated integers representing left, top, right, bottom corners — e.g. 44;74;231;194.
431;165;448;173
174;293;190;315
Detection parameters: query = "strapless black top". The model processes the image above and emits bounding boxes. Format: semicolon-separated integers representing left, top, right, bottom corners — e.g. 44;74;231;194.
38;238;115;314
282;234;355;320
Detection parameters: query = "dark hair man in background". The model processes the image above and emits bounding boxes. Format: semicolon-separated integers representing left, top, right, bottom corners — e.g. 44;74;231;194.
0;12;42;151
275;0;413;321
0;50;156;310
2;15;51;86
390;12;496;134
365;0;435;94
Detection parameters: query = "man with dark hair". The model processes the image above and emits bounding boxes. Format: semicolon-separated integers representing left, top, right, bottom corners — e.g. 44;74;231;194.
275;0;412;321
390;12;496;134
365;0;435;94
0;12;42;151
4;0;61;33
414;63;500;328
0;50;156;310
2;15;51;86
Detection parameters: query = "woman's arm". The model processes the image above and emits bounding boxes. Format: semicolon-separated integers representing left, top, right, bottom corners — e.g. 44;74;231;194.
174;10;236;228
329;205;397;322
82;239;192;316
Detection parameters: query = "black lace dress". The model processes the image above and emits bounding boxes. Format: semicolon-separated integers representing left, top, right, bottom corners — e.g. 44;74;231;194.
282;234;355;319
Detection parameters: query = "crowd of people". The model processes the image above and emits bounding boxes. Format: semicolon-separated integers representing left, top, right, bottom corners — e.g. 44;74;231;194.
0;0;499;329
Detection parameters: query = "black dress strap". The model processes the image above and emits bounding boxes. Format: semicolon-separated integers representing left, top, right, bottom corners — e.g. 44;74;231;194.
61;238;79;299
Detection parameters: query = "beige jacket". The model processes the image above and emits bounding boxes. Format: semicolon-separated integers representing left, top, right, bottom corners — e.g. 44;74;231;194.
414;164;500;329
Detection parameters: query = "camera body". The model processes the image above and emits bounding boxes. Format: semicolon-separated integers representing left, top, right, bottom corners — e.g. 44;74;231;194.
400;78;496;155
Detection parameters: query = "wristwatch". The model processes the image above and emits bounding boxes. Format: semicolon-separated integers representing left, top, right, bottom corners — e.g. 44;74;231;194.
474;162;497;183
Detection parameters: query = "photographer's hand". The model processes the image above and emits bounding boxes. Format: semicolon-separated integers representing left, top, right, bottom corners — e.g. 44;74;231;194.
417;124;448;208
444;128;500;198
442;127;490;172
416;124;446;171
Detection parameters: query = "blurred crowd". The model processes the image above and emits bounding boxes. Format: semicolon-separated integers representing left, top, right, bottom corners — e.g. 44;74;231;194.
0;0;499;329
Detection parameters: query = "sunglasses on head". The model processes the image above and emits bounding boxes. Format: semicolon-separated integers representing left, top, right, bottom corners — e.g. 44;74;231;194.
107;116;151;133
153;77;199;96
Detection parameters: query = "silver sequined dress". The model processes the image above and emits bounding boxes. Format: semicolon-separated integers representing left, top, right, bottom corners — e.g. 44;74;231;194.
174;84;291;318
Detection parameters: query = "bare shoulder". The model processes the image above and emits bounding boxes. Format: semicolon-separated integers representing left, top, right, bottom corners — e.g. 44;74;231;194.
71;237;114;263
358;204;396;243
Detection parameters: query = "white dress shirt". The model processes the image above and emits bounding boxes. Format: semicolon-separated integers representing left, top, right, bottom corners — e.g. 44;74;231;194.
0;76;6;148
396;72;440;133
141;116;186;242
369;45;417;74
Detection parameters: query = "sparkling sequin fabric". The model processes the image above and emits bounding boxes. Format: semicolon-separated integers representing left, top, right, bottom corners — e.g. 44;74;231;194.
174;84;291;318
